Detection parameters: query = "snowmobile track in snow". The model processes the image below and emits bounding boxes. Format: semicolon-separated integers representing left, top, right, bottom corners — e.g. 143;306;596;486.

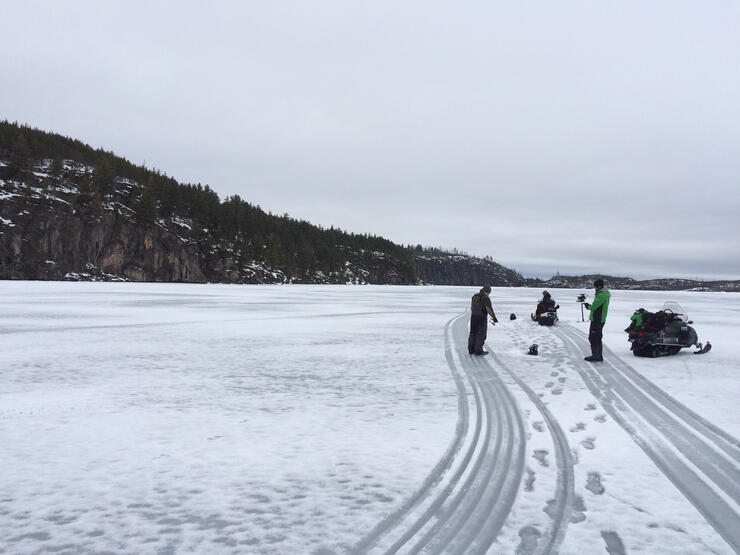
554;324;740;553
353;313;526;554
489;350;575;554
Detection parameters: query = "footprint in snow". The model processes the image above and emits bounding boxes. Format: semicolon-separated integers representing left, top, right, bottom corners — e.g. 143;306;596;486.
545;381;554;388
558;377;567;383
570;422;586;432
569;495;587;523
551;387;563;395
550;371;559;377
515;525;542;555
9;532;51;543
586;472;605;495
545;496;586;523
543;499;558;519
601;531;626;555
532;421;545;432
581;438;596;450
532;449;549;467
585;403;597;411
45;513;77;525
595;414;607;423
524;468;536;492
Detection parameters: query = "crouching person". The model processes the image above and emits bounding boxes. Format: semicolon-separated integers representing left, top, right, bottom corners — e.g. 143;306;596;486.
468;285;498;356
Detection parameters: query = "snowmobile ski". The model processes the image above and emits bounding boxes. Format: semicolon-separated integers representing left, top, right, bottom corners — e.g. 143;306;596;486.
694;341;712;355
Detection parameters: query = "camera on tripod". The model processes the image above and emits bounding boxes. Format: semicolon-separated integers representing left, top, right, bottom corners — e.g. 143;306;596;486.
577;293;588;321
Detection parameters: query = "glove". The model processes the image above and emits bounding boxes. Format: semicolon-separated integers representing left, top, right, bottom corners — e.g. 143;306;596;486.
584;303;591;309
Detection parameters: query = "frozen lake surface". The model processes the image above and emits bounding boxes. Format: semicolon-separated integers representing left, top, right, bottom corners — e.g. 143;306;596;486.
1;282;738;554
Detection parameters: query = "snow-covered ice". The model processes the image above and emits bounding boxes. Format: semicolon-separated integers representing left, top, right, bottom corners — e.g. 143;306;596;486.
0;282;738;554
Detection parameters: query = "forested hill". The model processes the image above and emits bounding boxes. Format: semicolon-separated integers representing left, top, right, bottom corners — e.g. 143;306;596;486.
0;121;524;285
526;274;740;293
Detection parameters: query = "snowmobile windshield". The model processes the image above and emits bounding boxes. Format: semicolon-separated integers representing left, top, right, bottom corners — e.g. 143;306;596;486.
662;302;689;322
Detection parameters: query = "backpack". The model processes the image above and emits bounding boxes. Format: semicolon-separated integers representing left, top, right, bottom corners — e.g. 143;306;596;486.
470;292;487;316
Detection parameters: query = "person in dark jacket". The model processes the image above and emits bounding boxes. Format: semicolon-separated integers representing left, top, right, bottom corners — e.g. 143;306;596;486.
584;278;610;362
535;290;556;316
468;285;498;355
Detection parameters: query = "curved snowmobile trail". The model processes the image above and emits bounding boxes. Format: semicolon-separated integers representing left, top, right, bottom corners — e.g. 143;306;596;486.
490;351;575;554
554;324;740;553
353;313;527;554
352;314;473;554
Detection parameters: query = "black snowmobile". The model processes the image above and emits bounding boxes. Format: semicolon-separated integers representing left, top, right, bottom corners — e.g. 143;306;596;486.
531;294;559;326
534;307;559;326
626;302;711;357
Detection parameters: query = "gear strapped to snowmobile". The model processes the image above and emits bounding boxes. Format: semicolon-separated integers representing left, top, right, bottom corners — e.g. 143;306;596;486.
531;291;559;326
626;302;711;357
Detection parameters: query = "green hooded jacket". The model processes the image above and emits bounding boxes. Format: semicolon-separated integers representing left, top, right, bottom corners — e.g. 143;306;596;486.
589;289;611;323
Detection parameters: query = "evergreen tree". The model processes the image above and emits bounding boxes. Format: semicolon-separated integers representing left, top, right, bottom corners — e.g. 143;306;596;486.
72;171;94;210
267;235;283;269
49;157;64;184
8;132;33;183
91;191;104;219
135;178;157;224
93;156;114;198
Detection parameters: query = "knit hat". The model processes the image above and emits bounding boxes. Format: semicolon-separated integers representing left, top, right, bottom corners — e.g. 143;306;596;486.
594;279;604;289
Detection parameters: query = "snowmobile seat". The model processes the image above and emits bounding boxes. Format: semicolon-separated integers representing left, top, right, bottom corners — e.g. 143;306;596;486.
644;311;668;332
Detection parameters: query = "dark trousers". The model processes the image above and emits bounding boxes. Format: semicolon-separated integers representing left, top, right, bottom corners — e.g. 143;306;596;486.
468;314;487;354
589;321;605;360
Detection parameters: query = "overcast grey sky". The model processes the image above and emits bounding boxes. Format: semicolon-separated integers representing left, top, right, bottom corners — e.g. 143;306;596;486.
2;1;739;279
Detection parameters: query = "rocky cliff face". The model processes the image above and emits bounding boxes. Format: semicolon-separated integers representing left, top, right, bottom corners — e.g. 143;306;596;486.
414;253;524;287
1;162;522;286
0;186;365;284
1;191;207;282
0;163;281;283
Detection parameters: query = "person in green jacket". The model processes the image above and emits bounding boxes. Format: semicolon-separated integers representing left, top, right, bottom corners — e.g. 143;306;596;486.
584;278;610;362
